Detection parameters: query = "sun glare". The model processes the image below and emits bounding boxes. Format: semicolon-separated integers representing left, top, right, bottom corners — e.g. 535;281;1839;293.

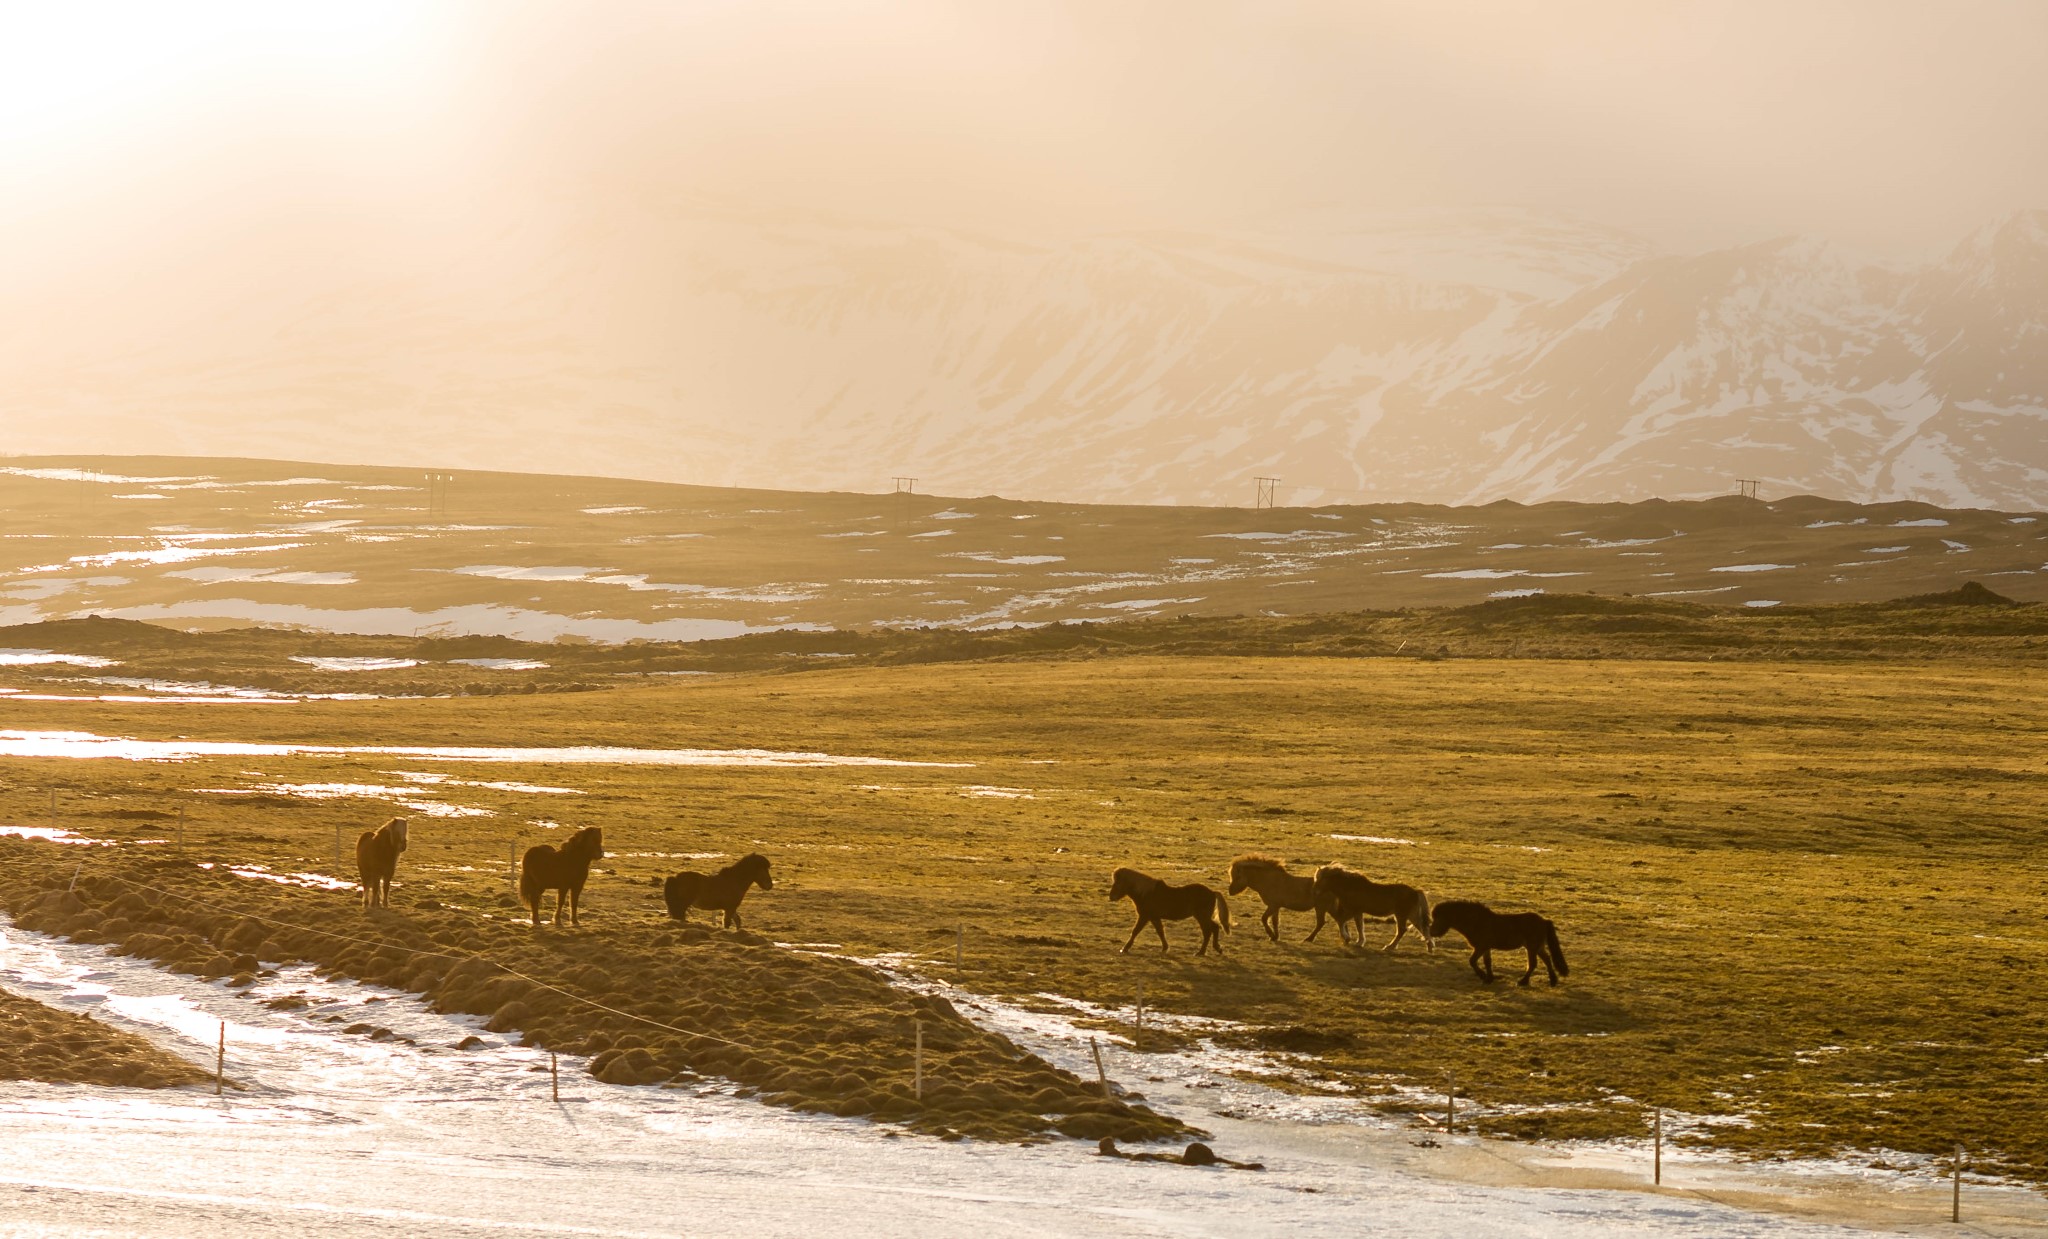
0;1;436;158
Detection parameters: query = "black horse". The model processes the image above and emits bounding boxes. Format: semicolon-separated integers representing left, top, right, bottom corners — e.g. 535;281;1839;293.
519;827;605;928
1428;899;1568;986
663;853;773;929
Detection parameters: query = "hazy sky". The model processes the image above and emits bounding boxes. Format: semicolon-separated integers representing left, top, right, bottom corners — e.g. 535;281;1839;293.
2;0;2045;256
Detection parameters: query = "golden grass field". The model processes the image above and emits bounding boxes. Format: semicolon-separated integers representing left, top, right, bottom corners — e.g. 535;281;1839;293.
2;637;2044;1177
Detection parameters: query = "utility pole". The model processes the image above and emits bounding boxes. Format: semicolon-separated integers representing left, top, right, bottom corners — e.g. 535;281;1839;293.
1253;477;1280;509
1734;478;1760;500
424;472;456;516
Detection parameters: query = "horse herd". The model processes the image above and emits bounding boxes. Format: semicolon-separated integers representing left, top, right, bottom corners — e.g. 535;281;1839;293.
353;820;1565;987
1112;855;1569;987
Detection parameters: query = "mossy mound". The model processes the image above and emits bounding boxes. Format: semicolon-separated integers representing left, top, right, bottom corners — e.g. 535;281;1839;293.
0;840;1188;1145
0;984;209;1089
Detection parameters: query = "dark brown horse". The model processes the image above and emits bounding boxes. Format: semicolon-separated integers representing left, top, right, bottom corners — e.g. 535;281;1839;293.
1307;865;1432;951
1109;867;1231;955
663;853;773;929
1428;899;1567;986
1226;854;1315;942
520;827;605;927
355;817;408;910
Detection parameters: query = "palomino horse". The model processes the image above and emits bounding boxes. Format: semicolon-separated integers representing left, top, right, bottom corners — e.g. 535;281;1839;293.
1428;899;1568;986
1109;867;1231;956
663;853;773;929
355;817;408;910
1307;865;1432;952
520;827;605;927
1226;854;1315;942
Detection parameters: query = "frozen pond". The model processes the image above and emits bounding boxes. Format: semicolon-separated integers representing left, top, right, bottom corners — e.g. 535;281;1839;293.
0;729;971;768
0;915;1935;1239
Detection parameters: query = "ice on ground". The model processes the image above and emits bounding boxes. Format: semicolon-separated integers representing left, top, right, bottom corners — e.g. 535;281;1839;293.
66;543;303;569
0;650;119;668
1893;518;1949;527
1862;546;1909;554
96;600;809;644
197;863;356;892
447;563;611;582
0;826;112;846
0;729;970;768
0;916;1935;1238
959;785;1034;799
1709;564;1796;573
193;784;494;819
166;568;355;585
929;510;976;520
1489;588;1545;598
1744;601;1782;608
289;656;420;672
1425;569;1583;580
580;506;646;515
447;658;550;670
1331;834;1419;846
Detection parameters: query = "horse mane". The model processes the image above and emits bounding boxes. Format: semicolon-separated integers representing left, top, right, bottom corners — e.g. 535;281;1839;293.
563;826;604;861
1111;866;1161;895
722;852;770;879
378;817;408;852
1229;854;1291;878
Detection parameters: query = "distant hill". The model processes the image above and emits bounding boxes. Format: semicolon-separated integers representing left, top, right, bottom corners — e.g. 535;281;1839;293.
0;456;2040;642
4;205;2046;508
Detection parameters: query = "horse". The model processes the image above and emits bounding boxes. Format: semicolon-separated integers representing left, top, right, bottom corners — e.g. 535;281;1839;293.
1307;865;1432;952
663;853;773;929
1226;854;1316;942
1428;899;1568;986
520;827;605;928
1108;867;1231;956
355;817;408;910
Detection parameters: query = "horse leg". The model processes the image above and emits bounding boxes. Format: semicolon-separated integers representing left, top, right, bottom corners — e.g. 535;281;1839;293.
728;906;743;931
1121;912;1146;954
1305;906;1325;942
1153;917;1170;952
1467;946;1490;982
1263;905;1280;942
569;886;582;927
1383;919;1407;952
1520;945;1538;987
552;888;567;927
1540;945;1559;986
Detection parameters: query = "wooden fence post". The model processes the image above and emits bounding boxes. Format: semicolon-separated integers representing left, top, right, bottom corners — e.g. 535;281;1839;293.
1654;1108;1662;1185
1952;1143;1963;1223
215;1022;225;1096
551;1052;559;1102
955;924;963;968
1090;1036;1110;1100
1135;980;1145;1047
1445;1071;1456;1134
914;1020;924;1100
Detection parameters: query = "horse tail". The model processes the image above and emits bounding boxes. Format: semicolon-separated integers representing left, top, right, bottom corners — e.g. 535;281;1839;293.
1215;890;1232;934
518;850;545;911
1411;890;1433;949
1545;920;1568;976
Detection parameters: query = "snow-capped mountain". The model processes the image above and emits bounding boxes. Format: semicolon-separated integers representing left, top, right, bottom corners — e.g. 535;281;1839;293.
3;200;2044;509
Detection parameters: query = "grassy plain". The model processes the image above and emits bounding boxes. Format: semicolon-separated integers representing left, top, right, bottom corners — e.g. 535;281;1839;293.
2;633;2044;1176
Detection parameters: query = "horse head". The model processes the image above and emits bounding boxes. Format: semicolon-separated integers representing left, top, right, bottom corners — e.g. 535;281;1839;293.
387;818;409;855
1109;867;1154;903
740;852;773;890
571;826;604;861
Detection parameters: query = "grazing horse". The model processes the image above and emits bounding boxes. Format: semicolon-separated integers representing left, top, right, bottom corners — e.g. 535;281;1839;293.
663;853;773;929
1307;865;1432;952
1428;899;1567;986
520;827;605;928
1226;854;1315;942
1108;867;1231;956
355;817;408;910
